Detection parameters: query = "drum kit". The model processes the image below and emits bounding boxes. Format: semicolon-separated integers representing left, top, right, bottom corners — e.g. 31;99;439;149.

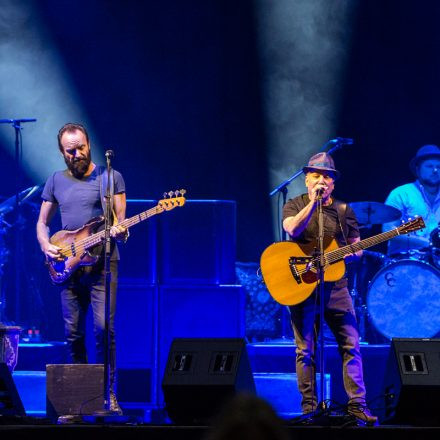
349;201;440;344
0;186;42;323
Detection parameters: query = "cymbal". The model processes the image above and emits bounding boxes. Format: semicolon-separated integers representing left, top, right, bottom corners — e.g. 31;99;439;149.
350;201;402;225
0;185;42;216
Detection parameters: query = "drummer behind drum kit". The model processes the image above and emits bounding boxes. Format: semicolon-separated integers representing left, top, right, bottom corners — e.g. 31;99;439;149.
349;202;440;344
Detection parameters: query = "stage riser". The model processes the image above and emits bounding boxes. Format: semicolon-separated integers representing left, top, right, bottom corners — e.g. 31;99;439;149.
247;343;391;414
10;344;390;419
9;370;330;421
12;371;46;417
254;372;330;418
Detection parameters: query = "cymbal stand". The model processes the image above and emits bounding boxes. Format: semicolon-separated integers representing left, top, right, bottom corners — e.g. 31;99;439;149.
349;268;366;343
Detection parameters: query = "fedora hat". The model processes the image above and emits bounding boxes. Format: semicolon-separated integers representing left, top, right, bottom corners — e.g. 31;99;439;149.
409;144;440;175
303;152;340;180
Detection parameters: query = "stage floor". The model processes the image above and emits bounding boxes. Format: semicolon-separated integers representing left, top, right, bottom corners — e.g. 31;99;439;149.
4;340;440;433
1;421;440;440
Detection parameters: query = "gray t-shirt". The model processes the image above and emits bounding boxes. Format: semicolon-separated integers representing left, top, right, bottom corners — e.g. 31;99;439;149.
282;194;360;246
42;165;125;231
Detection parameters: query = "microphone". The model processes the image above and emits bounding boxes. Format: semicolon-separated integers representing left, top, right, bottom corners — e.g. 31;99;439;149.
330;137;354;145
105;150;114;159
316;186;327;199
0;118;37;124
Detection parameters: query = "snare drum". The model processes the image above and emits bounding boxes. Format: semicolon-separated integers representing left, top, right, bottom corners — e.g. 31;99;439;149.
367;259;440;340
387;235;431;262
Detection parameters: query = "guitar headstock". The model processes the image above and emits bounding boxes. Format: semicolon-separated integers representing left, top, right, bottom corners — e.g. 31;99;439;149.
158;189;187;211
397;216;425;235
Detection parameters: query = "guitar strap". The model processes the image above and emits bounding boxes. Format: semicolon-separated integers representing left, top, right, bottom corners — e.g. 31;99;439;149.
99;165;115;222
336;201;349;245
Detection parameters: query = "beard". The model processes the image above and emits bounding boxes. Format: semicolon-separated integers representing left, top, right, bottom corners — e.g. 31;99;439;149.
419;174;440;188
64;151;92;178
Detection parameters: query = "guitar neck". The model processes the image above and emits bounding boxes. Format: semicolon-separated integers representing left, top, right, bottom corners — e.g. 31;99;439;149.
85;204;164;249
326;228;401;264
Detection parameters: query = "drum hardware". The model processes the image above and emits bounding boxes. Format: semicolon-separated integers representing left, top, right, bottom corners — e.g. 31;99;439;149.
350;285;368;342
348;250;389;343
431;247;440;270
430;225;440;248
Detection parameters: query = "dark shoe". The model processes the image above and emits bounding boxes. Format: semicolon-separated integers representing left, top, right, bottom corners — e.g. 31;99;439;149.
347;405;378;426
57;415;83;424
110;392;123;415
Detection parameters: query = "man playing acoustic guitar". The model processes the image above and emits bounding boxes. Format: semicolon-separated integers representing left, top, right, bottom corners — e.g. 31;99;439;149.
282;152;378;425
36;123;128;415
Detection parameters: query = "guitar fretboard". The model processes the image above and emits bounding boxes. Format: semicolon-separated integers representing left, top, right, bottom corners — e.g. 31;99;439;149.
326;219;424;264
82;205;165;250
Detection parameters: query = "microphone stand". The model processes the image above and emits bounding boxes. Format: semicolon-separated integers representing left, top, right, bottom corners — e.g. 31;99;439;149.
315;192;327;414
0;118;36;326
94;152;114;417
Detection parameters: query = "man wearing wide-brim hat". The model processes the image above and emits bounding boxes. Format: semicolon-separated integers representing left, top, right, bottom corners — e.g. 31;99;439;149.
383;144;440;254
282;152;378;425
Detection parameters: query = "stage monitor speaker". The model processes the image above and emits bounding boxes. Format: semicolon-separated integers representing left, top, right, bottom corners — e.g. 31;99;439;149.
46;364;104;422
162;338;255;424
382;338;440;426
0;362;26;417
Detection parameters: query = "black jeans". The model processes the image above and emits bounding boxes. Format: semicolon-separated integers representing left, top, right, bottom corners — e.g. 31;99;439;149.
60;259;118;387
289;278;367;413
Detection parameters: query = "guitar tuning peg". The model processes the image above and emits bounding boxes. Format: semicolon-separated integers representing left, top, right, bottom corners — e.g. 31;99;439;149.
180;189;186;196
163;192;168;199
168;191;174;198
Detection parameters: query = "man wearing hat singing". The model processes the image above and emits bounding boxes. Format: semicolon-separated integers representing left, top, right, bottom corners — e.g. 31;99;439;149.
282;152;377;425
383;144;440;253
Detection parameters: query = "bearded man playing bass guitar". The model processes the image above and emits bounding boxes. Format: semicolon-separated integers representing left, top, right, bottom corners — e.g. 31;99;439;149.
36;123;128;415
282;152;377;425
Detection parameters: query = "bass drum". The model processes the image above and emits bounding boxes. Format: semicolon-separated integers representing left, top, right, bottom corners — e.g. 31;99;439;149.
367;259;440;341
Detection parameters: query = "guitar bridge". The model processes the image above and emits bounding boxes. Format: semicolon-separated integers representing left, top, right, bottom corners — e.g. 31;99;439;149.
289;257;307;284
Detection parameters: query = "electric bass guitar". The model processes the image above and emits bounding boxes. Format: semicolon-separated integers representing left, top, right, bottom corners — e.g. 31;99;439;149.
46;190;186;284
259;217;425;306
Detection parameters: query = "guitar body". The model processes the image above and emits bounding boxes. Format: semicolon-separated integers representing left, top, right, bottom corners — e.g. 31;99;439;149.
46;217;104;284
260;217;425;307
260;239;346;306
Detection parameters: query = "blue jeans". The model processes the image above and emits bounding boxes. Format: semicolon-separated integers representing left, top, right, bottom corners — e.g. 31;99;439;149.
289;278;367;413
60;260;118;386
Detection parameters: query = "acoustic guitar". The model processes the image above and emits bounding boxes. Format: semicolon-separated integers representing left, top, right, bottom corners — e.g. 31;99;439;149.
259;217;425;306
46;190;186;284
